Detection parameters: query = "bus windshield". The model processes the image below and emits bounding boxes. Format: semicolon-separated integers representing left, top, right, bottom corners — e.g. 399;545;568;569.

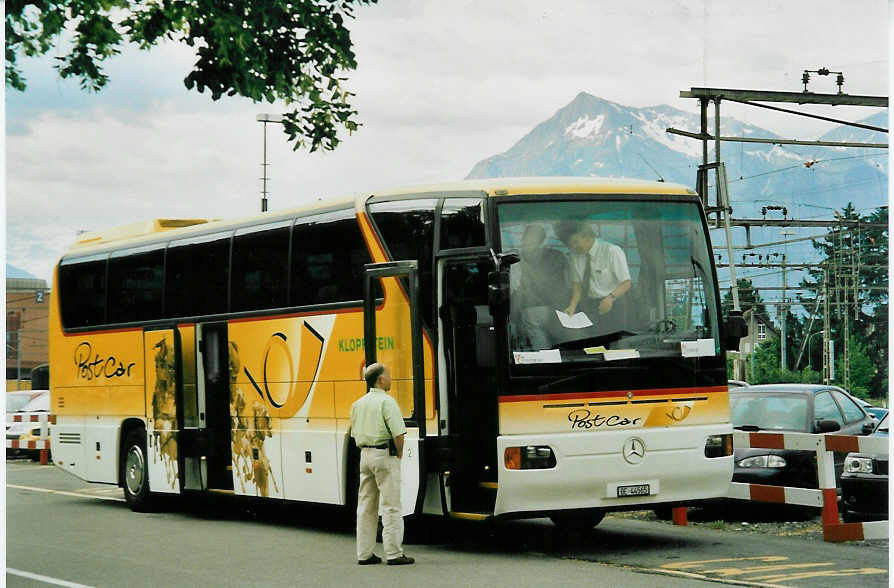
498;198;720;364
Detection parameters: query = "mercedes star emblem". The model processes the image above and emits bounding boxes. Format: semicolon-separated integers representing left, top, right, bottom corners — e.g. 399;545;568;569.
622;437;646;464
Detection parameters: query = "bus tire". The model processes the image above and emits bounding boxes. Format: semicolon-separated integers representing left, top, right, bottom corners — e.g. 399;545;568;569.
652;506;673;520
122;429;153;512
549;509;605;531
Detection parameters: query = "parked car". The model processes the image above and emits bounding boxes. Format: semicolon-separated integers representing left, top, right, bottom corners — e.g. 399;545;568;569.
843;394;888;422
840;413;888;522
6;390;43;413
730;384;876;490
6;390;51;460
864;406;889;422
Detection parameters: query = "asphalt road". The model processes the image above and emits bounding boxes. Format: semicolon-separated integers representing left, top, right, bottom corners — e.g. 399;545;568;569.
4;459;889;588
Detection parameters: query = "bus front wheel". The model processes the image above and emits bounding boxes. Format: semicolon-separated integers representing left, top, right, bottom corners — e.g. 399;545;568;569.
549;509;605;531
123;429;153;512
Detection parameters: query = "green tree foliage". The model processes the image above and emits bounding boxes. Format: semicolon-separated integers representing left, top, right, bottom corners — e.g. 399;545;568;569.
834;336;876;399
6;0;376;151
722;278;769;319
743;337;802;385
798;204;888;396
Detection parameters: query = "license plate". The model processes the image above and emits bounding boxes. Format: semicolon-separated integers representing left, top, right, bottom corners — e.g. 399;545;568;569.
617;484;650;497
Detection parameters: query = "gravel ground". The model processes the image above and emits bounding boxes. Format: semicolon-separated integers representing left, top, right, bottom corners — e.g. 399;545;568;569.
608;504;863;543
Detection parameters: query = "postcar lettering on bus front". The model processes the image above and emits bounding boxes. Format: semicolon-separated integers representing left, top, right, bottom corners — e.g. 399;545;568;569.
336;336;395;352
74;341;136;381
568;408;642;430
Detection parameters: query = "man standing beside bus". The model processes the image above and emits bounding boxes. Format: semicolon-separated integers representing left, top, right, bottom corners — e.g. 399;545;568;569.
350;363;414;566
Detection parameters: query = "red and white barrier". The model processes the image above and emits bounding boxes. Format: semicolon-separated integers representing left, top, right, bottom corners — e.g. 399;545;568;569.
728;430;888;542
5;412;54;465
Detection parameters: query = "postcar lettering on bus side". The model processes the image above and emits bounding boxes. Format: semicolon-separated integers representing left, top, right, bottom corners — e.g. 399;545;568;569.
74;342;136;381
568;408;642;430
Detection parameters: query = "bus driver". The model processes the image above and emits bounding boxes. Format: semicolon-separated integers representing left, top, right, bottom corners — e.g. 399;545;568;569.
557;221;632;336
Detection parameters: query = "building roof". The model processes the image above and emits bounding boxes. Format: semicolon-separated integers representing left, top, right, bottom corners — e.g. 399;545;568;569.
6;278;48;292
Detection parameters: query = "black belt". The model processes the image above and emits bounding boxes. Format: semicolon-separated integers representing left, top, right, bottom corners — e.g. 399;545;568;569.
360;444;388;449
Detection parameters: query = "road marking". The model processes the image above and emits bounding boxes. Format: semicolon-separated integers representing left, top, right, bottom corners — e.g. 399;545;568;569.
8;568;94;587
5;464;58;472
78;486;124;496
663;555;788;569
651;567;791;588
710;562;835;577
7;483;125;502
660;556;888;586
750;568;887;583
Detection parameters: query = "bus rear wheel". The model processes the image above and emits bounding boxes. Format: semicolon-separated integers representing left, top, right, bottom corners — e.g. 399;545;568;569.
549;509;605;531
123;429;153;512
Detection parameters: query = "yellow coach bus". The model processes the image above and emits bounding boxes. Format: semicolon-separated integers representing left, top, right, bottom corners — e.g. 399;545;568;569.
49;177;745;529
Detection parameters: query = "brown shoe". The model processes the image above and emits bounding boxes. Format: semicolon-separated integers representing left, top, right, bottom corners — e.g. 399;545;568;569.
386;555;414;566
358;554;381;565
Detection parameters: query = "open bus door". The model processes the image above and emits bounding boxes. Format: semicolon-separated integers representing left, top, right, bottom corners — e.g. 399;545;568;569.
142;327;184;496
363;261;426;517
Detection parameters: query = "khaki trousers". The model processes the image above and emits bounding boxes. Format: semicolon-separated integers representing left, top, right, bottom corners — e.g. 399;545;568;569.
356;447;403;560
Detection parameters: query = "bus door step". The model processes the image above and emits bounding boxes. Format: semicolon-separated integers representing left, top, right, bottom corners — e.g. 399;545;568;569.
448;511;490;521
206;488;235;496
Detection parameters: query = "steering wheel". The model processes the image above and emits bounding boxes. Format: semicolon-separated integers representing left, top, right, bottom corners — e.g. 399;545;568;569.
653;319;676;334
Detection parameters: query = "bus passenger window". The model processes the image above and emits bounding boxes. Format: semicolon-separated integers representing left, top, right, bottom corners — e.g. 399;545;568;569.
166;231;231;318
291;209;374;306
440;198;486;249
59;256;108;328
231;221;290;312
368;199;437;325
108;247;164;323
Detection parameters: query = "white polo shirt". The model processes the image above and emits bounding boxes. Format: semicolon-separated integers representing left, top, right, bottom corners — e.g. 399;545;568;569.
350;388;407;447
568;239;631;298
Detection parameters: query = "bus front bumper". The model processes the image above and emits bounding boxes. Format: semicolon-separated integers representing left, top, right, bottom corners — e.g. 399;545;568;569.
494;424;733;517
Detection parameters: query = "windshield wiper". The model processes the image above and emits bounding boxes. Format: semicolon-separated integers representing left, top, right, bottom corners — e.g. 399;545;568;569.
552;330;634;350
733;424;762;431
537;372;593;394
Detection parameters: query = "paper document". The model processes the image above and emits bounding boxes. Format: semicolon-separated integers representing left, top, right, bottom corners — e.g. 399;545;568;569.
513;350;563;364
583;346;607;355
555;310;593;329
681;338;716;358
603;349;640;361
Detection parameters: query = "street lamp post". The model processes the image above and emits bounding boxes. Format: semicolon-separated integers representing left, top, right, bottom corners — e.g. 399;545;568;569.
780;230;795;371
256;114;284;212
807;331;824;372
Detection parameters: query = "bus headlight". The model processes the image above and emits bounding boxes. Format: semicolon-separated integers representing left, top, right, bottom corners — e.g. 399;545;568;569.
844;456;873;474
504;446;556;470
737;455;786;468
704;434;733;458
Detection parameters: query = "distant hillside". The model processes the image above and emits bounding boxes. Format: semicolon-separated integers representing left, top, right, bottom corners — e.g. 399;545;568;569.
6;264;37;279
467;92;888;217
467;94;888;320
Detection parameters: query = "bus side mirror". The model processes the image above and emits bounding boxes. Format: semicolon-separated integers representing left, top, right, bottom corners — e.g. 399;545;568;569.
488;269;511;308
486;249;518;310
723;310;747;351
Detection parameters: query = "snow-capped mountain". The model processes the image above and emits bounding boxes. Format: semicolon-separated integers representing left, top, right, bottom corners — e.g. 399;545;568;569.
467;92;888;217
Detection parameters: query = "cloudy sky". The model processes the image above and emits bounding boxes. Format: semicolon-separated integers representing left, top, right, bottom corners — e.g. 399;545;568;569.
4;0;890;283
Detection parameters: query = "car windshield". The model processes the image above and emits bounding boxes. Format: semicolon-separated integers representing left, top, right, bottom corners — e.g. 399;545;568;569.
730;393;809;431
497;199;719;363
21;392;49;412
